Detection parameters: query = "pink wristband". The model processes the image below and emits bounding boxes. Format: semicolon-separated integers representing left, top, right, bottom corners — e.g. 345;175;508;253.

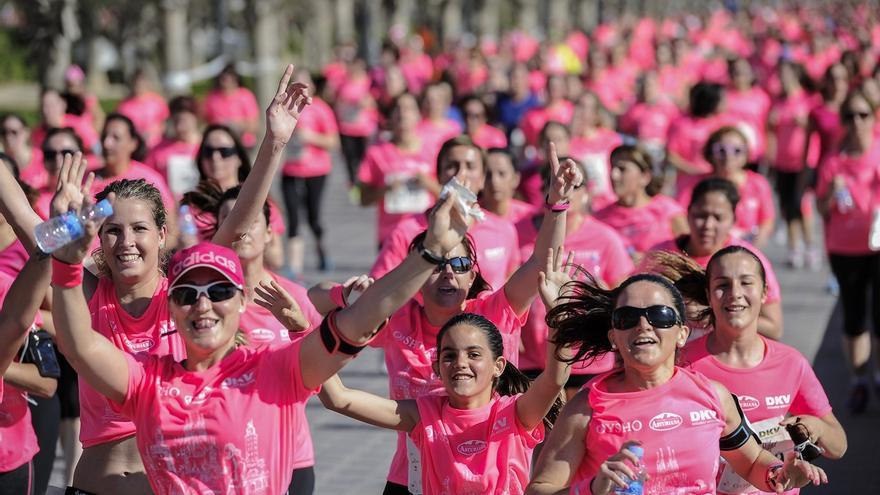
544;195;571;212
51;258;84;288
329;284;347;308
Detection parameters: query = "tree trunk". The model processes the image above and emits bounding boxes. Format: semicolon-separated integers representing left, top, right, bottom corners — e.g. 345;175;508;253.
334;0;356;44
162;0;190;94
46;0;79;89
304;2;334;69
547;0;569;40
518;0;539;36
252;0;282;113
477;0;501;40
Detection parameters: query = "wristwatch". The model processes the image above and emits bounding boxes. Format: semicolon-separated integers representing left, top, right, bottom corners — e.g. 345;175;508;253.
417;242;444;265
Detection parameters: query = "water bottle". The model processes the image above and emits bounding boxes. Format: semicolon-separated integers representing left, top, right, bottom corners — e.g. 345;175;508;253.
613;445;647;495
834;185;854;213
35;199;113;254
178;205;198;237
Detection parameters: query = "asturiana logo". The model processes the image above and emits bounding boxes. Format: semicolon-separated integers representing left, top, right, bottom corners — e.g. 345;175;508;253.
649;412;683;432
456;440;488;456
739;395;760;411
249;328;276;342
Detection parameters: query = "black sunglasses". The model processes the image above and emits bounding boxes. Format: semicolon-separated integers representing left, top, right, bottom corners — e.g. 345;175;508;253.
611;305;681;330
44;149;79;162
434;256;474;274
170;281;240;306
843;111;872;121
200;146;238;159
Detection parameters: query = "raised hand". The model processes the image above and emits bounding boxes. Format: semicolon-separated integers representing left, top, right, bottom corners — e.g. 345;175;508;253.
49;152;107;265
253;279;310;333
589;440;645;495
538;248;577;310
423;191;472;256
266;64;313;146
777;450;828;492
342;274;375;305
546;142;584;205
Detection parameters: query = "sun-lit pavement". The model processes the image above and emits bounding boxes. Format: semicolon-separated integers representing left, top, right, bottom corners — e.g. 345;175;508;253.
47;155;877;493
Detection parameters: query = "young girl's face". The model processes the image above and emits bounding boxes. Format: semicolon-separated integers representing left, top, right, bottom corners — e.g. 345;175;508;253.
435;324;505;402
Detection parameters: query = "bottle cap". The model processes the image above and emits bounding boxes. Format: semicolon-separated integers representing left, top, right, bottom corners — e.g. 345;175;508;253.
179;204;191;215
94;199;113;217
625;445;644;458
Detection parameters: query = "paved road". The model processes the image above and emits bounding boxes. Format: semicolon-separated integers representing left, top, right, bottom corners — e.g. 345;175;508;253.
48;156;877;493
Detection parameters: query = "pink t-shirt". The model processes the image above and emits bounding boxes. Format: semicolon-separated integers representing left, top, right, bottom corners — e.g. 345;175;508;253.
145;139;200;198
357;142;437;244
815;146;880;255
570;130;625;210
726;87;771;160
410;394;543;495
500;199;538;225
80;277;185;447
677;171;776;242
31;115;100;156
90;160;175;211
372;290;528;485
190;199;286;241
769;91;820;172
666;114;736;192
683;335;832;495
515;215;633;372
519;102;575;146
415;119;461;163
619;101;680;145
116;92;170;149
113;341;317;495
594;196;686;255
0;238;28;278
808;105;844;164
335;76;378;137
18;148;47;190
646;236;781;304
369;211;521;292
282;98;339;178
471;124;508;150
203;88;260;147
570;368;725;494
238;273;321;471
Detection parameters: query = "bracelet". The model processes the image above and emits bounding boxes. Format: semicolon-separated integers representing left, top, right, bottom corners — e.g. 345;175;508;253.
544;194;570;212
51;258;84;288
329;284;347;308
766;463;786;491
417;242;444;265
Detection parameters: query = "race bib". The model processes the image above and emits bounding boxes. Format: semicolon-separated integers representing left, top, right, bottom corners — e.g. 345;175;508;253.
166;154;199;197
407;435;423;495
384;173;431;214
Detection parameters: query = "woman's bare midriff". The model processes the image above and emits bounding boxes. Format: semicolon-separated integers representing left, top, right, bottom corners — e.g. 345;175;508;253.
72;436;153;495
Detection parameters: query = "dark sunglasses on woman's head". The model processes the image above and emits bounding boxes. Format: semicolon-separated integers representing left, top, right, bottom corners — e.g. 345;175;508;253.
434;256;474;274
44;149;78;162
200;146;238;159
842;111;872;122
611;305;681;330
170;281;240;306
711;143;745;158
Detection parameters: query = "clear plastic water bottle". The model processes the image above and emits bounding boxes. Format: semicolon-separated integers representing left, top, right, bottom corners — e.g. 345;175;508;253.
35;199;113;254
614;445;647;495
178;205;198;237
834;186;854;213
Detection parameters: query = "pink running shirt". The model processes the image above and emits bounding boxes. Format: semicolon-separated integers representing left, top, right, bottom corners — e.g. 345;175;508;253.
357;141;436;244
571;368;725;494
726;87;772;160
282;98;339;178
519;103;575;146
335;76;378;137
203;88;261;147
683;335;832;494
769;91;820;172
415;119;461;163
410;394;543;495
0;238;28;278
18;148;47;190
594;196;686;255
371;290;528;485
90;160;174;212
80;277;185;447
570;130;625;210
470;124;508;150
116;92;171;149
666;114;736;192
369;211;521;292
113;341;317;495
145;139;200;198
619;101;680;146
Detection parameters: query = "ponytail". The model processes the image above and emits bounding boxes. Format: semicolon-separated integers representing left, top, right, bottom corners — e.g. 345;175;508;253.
437;313;564;428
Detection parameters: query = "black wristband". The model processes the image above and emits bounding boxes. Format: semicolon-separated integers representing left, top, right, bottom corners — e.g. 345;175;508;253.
418;242;444;265
319;312;367;355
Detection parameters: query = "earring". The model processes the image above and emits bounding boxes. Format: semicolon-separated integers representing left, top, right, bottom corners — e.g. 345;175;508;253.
610;343;617;350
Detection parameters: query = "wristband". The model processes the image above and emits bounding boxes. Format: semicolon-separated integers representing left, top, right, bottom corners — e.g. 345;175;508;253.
417;242;444;265
544;194;570;212
51;258;84;288
766;463;786;491
329;284;347;308
319;310;369;355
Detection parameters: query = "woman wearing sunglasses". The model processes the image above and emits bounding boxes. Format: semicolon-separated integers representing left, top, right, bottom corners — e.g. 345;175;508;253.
338;144;580;495
649;246;847;494
526;272;828;495
676;127;776;249
815;89;880;414
0;113;45;190
647;177;783;340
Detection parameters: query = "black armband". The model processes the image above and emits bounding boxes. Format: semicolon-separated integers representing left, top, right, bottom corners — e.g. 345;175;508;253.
719;394;760;451
319;310;368;355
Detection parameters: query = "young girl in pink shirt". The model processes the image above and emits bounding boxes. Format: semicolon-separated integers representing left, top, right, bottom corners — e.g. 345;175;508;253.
527;273;828;495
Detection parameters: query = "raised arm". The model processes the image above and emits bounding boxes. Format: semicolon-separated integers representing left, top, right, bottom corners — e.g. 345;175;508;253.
318;374;420;432
213;64;312;246
0;254;52;376
0;159;42;253
516;248;573;431
298;193;472;390
49;154;129;404
307;275;374;316
526;387;592;495
504;143;580;315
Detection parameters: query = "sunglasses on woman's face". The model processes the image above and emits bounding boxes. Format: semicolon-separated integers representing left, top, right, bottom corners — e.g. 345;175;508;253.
711;143;745;159
170;281;240;306
44;149;79;163
200;146;237;159
434;256;474;274
611;305;681;330
843;111;872;122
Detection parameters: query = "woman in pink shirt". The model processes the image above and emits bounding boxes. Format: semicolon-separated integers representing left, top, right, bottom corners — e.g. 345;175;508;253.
805;63;849;168
526;273;828;495
116;70;170;150
203;64;261;148
320;306;570;495
617;71;680;159
415;81;462;162
519;74;574;147
726;57;772;162
569;92;623;210
146;96;202;199
482;148;536;224
335;58;379;185
594;145;688;261
30;89;100;156
0;114;45;190
815;89;880;415
647;178;784;340
32;128;83;220
656;246;847;494
462;95;508;150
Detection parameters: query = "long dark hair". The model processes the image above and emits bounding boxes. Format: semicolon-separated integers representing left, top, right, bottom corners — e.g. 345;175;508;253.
610;144;662;196
102;113;147;162
196;125;252;184
547;273;686;365
179;180;271;238
436;313;563;428
408;231;492;299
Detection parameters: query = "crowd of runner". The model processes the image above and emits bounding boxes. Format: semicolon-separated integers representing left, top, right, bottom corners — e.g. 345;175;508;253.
1;1;878;494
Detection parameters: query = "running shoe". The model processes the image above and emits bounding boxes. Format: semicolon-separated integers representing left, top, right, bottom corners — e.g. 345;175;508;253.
806;247;823;271
788;247;805;270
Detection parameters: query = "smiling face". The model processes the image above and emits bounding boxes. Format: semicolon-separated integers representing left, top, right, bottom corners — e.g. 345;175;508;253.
434;323;505;401
607;281;688;370
688;191;735;255
169;266;244;356
421;244;476;309
199;129;242;190
610;158;650;197
708;252;766;332
99;198;166;284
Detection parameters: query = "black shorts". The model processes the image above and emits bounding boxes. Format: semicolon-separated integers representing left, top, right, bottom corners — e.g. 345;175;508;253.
58;352;80;419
